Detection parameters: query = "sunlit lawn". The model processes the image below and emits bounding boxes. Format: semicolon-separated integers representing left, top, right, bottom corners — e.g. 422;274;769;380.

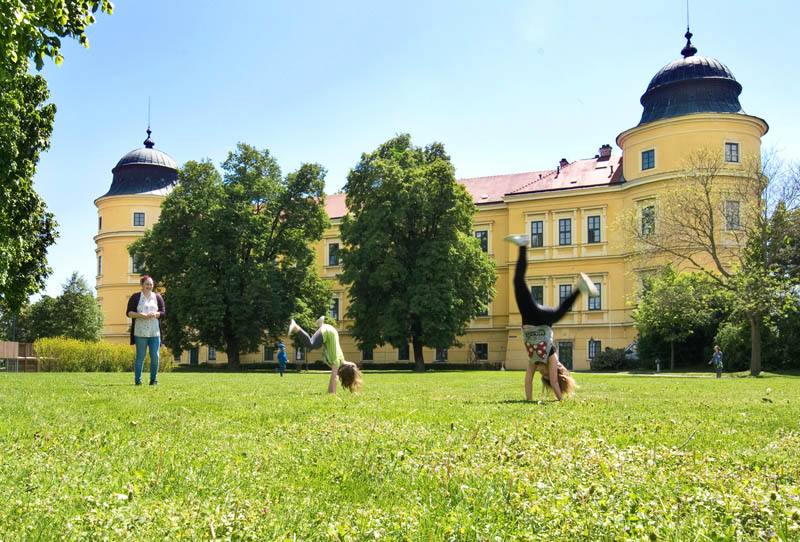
1;370;798;541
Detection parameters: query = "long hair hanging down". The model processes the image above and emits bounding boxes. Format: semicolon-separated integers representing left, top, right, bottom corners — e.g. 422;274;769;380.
338;364;363;393
541;364;577;397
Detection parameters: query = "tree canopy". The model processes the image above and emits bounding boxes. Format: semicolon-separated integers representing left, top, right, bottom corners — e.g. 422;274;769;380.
633;264;725;370
0;68;57;313
339;134;497;371
130;144;332;369
1;0;114;76
1;0;112;313
4;272;103;341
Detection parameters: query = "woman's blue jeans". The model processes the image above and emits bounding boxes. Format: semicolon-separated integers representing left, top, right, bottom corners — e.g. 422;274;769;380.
134;336;160;384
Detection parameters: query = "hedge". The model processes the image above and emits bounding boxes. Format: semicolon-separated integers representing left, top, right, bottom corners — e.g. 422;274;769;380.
33;338;174;372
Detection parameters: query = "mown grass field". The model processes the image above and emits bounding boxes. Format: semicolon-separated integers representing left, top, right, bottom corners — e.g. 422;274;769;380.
0;370;798;541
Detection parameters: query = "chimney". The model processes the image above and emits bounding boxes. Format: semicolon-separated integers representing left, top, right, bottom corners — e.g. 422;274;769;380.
598;144;612;161
559;158;569;168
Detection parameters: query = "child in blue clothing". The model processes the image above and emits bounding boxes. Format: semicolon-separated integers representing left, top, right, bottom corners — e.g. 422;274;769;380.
277;343;287;377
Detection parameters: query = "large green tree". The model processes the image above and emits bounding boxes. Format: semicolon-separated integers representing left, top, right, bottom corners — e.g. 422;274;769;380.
339;134;497;371
633;264;725;370
130;144;332;370
51;271;103;340
1;1;112;312
0;67;57;313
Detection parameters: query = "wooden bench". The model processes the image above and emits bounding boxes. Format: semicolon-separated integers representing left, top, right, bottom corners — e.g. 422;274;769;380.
0;341;39;372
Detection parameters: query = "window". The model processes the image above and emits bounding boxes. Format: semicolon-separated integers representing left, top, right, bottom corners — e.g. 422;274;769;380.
174;351;182;363
642;205;655;236
435;348;448;362
132;253;144;274
133;212;145;227
398;344;410;361
328;243;340;266
361;348;373;361
98;216;102;231
530;285;544;305
559;285;572;308
587;215;601;243
208;347;216;361
264;346;274;361
558;341;573;370
588;283;602;310
588;340;602;359
530;221;544;247
329;298;339;320
724;142;739;163
475;230;488;252
725;200;740;230
474;343;488;361
641;149;655;170
558;218;571;245
97;256;102;276
295;348;305;361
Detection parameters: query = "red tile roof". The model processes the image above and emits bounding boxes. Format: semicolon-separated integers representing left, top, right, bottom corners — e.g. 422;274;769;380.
324;155;623;218
325;192;348;219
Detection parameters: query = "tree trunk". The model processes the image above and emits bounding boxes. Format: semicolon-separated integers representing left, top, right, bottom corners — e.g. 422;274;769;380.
670;341;675;371
748;312;762;376
412;336;425;372
227;349;240;371
226;336;241;371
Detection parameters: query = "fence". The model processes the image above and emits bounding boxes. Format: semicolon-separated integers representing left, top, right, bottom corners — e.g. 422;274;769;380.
0;342;38;372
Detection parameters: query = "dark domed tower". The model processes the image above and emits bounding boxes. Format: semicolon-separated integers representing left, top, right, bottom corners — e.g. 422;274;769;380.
94;130;178;342
617;30;768;183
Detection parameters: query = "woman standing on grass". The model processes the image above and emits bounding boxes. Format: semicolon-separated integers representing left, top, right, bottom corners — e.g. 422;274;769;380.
505;234;598;401
288;316;362;393
126;275;165;386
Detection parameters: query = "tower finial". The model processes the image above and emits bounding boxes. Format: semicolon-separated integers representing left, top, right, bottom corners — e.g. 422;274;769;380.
681;28;697;58
143;97;154;148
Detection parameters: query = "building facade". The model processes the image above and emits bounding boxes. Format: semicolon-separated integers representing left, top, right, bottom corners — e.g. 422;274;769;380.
95;33;767;369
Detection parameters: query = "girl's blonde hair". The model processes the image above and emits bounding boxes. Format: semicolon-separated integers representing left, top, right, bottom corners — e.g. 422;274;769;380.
338;363;363;393
541;364;577;397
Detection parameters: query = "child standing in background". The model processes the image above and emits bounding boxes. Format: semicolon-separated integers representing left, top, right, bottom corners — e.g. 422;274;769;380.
710;345;723;378
277;343;287;377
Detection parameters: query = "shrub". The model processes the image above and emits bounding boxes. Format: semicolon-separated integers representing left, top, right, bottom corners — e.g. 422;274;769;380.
34;337;173;372
590;348;628;371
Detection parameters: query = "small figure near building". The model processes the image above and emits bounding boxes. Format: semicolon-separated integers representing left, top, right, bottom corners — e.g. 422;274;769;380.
655;358;661;373
277;343;287;377
709;345;724;378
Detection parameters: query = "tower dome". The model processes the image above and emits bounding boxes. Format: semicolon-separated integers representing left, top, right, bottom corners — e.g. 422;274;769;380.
100;129;178;197
638;30;744;125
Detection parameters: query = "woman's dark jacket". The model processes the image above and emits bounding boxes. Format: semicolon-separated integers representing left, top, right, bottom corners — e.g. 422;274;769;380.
126;292;166;345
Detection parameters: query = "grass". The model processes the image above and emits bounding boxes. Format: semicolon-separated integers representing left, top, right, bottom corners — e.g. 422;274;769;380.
0;370;798;541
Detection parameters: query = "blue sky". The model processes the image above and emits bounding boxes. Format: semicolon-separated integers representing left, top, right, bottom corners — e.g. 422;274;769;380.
32;0;800;298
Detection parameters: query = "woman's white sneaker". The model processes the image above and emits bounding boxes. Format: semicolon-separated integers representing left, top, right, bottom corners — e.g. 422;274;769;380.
504;234;529;246
578;273;599;297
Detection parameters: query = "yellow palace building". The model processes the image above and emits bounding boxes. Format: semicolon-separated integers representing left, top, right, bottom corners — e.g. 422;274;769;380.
95;32;767;369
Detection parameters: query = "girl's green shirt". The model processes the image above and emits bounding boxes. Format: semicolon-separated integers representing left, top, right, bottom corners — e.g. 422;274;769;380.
320;324;344;368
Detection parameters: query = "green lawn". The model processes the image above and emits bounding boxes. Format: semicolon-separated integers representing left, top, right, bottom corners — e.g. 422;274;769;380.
1;371;798;541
